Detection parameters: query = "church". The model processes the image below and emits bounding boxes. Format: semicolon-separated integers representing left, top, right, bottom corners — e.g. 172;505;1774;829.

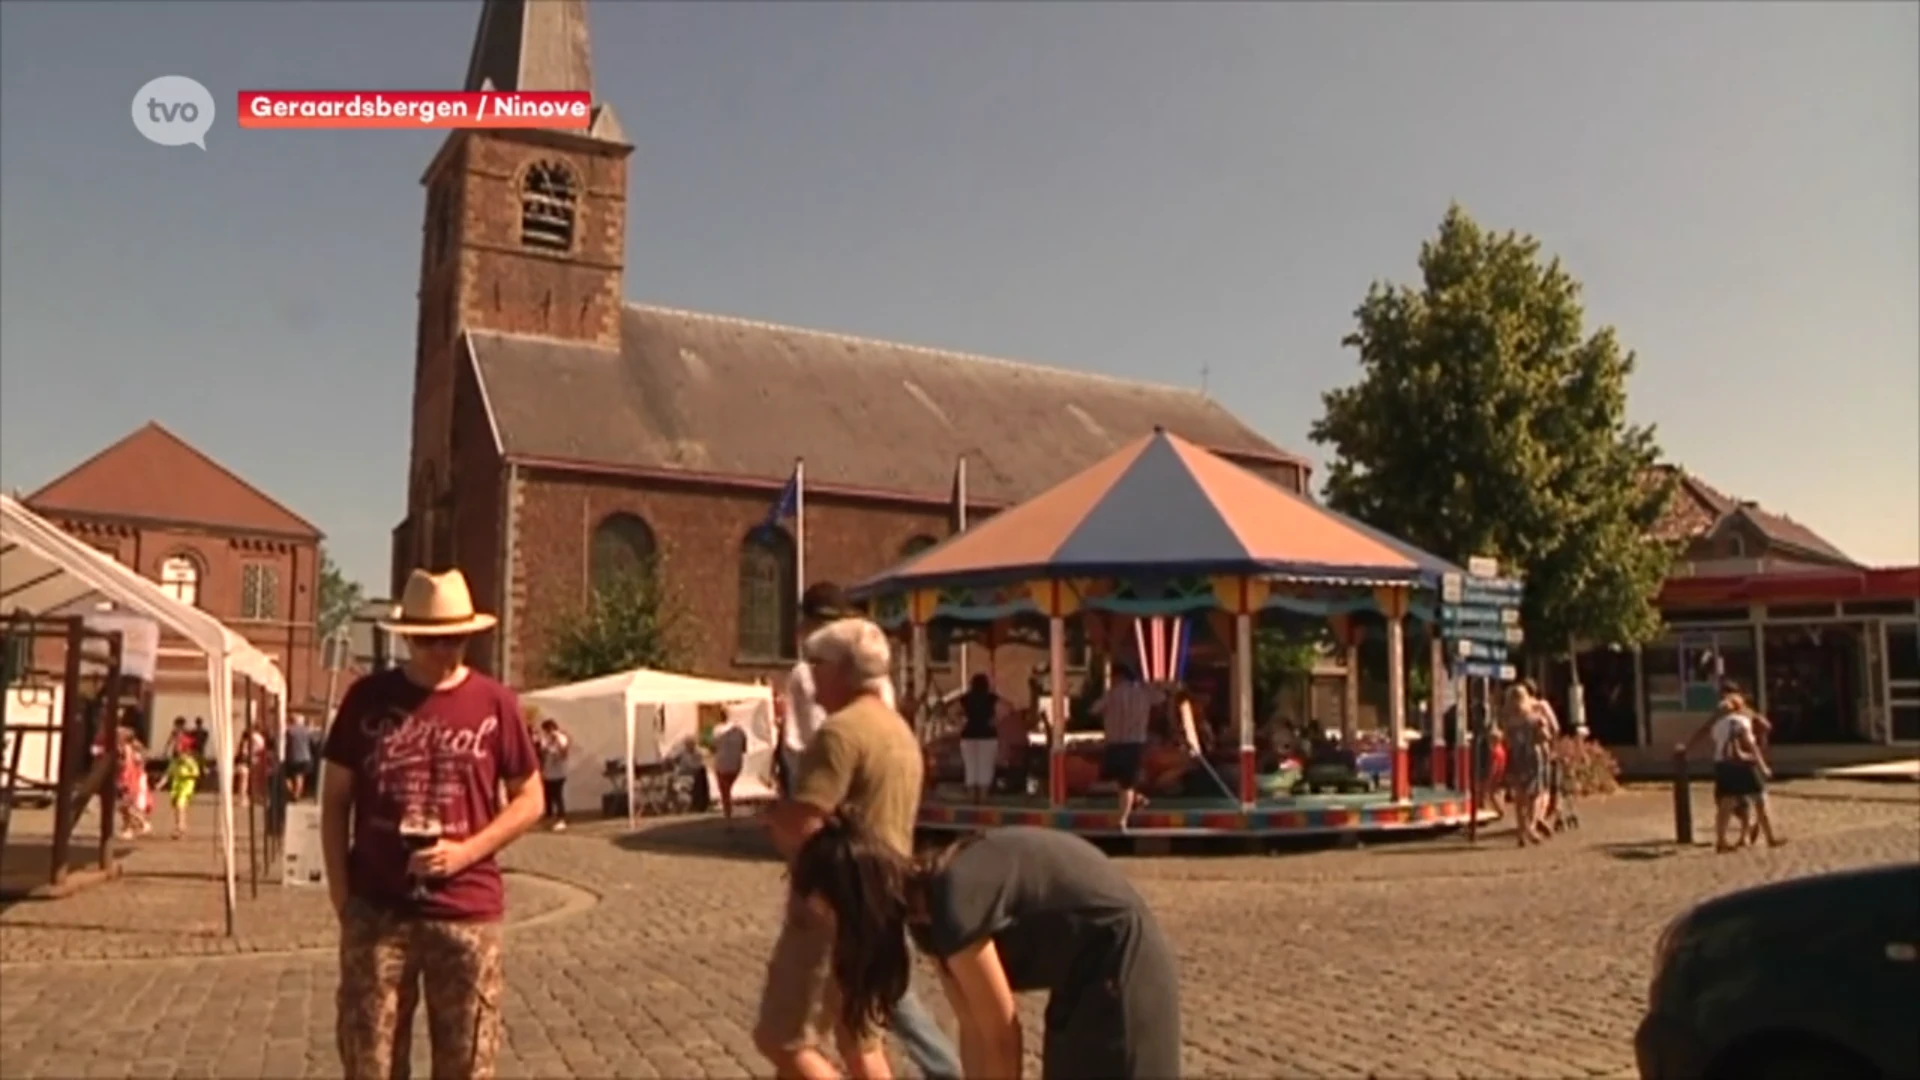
395;0;1310;689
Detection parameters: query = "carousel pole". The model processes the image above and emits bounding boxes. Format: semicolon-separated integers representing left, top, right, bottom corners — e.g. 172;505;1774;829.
1234;609;1255;811
1428;631;1448;789
1454;671;1472;795
1046;614;1067;809
1378;586;1412;802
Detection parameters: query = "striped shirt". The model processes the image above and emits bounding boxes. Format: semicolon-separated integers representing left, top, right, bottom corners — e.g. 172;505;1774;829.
1093;681;1161;745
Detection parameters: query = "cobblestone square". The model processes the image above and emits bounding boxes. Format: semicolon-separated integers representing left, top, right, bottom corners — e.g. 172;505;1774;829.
3;782;1915;1079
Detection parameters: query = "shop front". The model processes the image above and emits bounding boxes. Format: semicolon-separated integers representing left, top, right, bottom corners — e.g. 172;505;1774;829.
1630;567;1920;751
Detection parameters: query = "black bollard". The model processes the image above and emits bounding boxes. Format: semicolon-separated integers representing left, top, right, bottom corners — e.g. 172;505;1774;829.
1671;749;1693;846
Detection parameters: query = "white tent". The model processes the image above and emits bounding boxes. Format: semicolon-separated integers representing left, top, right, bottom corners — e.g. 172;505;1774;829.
1;495;286;932
521;667;776;827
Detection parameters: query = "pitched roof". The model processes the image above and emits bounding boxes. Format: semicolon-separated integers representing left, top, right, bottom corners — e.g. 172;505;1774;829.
1645;464;1853;565
462;0;625;141
26;422;322;539
468;304;1308;506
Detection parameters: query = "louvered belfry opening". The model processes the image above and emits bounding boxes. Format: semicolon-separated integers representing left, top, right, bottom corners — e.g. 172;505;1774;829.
520;161;577;252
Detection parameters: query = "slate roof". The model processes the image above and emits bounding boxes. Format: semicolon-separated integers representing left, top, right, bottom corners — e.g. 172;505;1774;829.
467;304;1307;505
462;0;625;141
1645;464;1854;566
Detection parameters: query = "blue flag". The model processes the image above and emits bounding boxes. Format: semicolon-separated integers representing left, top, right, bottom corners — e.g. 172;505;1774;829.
763;467;799;531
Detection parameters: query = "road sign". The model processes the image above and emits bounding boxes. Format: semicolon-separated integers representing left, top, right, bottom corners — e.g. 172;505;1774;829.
1440;605;1523;628
1467;555;1501;579
1439;573;1524;605
1442;622;1525;646
1458;660;1517;681
1454;640;1509;662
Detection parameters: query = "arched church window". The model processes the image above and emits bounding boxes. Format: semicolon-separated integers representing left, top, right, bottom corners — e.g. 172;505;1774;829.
519;161;577;252
158;553;202;607
590;512;657;591
899;535;952;664
737;527;796;661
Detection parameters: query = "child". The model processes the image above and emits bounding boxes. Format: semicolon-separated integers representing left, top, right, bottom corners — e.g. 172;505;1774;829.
164;741;202;839
116;731;152;839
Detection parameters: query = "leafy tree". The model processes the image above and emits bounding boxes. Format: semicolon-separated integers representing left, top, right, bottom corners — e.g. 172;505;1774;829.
1310;204;1676;655
317;550;365;642
545;563;688;683
1253;625;1322;720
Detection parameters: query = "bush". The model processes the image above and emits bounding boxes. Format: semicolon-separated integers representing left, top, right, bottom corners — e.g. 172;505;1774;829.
1554;735;1622;796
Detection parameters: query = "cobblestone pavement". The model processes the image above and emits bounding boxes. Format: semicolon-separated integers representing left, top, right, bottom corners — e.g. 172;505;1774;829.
2;784;1915;1079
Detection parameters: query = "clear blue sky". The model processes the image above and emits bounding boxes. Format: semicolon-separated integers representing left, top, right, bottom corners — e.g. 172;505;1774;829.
2;1;1915;591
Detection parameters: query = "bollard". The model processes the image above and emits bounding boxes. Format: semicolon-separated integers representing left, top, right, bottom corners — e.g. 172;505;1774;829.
1671;749;1693;846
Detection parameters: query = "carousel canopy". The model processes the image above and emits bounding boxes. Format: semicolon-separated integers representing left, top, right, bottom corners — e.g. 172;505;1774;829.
856;428;1459;596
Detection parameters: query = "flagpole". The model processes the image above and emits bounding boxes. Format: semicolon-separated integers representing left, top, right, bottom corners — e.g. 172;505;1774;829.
956;454;969;684
793;458;807;617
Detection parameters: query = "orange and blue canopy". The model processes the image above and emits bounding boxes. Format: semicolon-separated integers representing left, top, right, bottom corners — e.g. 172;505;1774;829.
856;429;1458;596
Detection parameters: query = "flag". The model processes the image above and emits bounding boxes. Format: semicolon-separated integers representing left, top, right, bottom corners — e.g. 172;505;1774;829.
763;466;800;531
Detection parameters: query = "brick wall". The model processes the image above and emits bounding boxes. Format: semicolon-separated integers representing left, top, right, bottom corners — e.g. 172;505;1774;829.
489;468;1044;698
26;512;320;714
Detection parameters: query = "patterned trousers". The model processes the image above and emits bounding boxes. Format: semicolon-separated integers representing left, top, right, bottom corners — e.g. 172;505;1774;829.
336;902;505;1080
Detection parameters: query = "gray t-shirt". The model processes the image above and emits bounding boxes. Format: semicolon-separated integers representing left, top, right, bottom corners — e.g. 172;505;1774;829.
921;826;1155;993
283;723;314;764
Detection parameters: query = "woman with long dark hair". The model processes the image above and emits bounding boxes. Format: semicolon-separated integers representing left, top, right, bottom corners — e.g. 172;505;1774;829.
790;819;1181;1080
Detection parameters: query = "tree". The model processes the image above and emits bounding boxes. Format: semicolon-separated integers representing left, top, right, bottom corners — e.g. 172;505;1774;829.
545;563;688;683
317;550;364;643
1310;204;1676;655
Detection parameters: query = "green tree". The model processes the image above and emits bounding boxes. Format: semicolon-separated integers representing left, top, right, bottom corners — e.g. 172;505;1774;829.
1253;625;1321;720
1310;204;1676;655
545;563;687;683
317;550;364;642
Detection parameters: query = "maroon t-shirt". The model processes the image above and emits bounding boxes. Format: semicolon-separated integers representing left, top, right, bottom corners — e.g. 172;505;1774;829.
322;667;538;921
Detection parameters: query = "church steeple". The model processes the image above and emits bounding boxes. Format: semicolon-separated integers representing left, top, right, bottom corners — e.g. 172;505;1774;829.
462;0;625;140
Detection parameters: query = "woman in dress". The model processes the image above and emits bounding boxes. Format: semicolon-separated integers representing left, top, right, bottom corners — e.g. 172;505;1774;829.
1502;683;1555;846
790;818;1181;1080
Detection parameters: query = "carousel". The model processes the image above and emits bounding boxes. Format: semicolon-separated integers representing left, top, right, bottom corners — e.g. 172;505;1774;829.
853;428;1491;842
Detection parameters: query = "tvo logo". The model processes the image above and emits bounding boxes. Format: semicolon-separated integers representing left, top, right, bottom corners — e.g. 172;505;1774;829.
132;76;216;149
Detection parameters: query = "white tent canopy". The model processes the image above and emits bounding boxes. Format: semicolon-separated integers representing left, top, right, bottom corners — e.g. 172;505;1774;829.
522;667;776;827
2;494;286;931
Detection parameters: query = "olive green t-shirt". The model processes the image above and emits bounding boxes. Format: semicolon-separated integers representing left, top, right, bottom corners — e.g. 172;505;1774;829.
791;693;924;856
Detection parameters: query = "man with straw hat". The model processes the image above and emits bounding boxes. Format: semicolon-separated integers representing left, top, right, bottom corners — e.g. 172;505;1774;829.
321;568;543;1079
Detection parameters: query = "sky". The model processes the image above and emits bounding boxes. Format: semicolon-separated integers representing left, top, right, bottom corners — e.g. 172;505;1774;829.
1;1;1915;592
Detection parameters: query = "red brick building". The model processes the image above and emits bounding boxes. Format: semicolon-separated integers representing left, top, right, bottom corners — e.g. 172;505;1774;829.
393;0;1311;690
23;423;324;730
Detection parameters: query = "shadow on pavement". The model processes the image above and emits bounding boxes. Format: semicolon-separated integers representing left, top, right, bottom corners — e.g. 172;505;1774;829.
1595;840;1691;861
609;816;783;864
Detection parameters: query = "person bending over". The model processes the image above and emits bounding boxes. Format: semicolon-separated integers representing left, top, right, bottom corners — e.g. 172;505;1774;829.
791;819;1182;1080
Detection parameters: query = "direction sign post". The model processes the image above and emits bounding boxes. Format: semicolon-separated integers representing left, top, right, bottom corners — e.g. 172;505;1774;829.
1440;556;1526;798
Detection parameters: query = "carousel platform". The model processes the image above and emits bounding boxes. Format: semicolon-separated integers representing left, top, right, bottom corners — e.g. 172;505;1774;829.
916;785;1487;839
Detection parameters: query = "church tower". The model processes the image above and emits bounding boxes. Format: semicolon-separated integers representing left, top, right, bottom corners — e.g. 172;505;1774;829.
401;0;633;581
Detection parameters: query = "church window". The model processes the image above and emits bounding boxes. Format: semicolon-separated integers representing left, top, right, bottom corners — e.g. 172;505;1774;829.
157;553;202;608
519;161;577;252
737;527;796;661
589;512;658;592
240;563;281;620
899;535;952;664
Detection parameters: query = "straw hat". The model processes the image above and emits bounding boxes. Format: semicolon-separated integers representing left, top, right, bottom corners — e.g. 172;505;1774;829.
379;569;498;636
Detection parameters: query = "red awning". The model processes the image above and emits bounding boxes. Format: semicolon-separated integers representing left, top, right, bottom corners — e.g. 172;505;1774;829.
1660;566;1920;607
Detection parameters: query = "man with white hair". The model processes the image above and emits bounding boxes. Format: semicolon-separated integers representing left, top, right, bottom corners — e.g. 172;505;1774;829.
758;611;960;1080
776;584;893;796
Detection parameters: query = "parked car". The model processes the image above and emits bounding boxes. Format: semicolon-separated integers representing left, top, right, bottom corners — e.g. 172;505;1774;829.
1636;862;1920;1079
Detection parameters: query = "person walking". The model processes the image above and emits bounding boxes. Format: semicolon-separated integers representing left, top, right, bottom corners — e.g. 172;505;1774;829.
536;719;572;832
791;819;1182;1080
758;609;961;1080
321;569;544;1080
283;715;315;803
1090;662;1162;831
711;710;750;824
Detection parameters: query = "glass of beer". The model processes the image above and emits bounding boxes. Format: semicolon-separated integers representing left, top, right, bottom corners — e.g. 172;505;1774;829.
399;803;443;902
